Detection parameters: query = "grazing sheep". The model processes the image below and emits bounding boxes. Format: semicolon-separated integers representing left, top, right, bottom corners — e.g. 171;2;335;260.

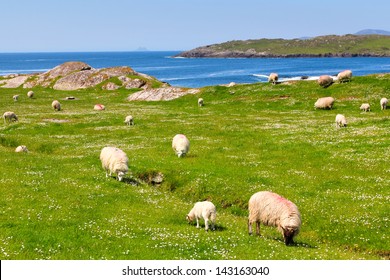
314;97;335;110
248;191;301;245
360;103;370;112
172;134;190;158
51;100;61;111
380;97;388;110
15;145;28;153
268;73;278;84
13;95;19;101
27;91;34;98
198;98;204;107
99;147;129;181
317;75;334;88
94;104;105;111
337;70;352;83
335;114;347;127
3;111;18;124
124;115;134;126
186;201;216;231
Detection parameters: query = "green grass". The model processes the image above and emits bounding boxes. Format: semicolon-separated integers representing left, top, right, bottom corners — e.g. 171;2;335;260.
0;75;389;260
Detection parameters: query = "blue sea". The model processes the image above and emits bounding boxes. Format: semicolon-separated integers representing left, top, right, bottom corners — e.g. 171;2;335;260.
1;51;390;88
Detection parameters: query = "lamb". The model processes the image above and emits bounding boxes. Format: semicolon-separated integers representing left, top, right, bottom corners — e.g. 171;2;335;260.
198;98;204;107
124;115;134;126
317;75;334;88
248;191;301;245
15;145;28;153
99;147;129;181
51;100;61;111
360;103;370;112
186;201;216;231
337;70;352;83
268;73;278;84
380;97;388;110
314;96;335;109
13;95;19;101
27;91;34;98
3;111;18;124
172;134;190;158
335;114;347;127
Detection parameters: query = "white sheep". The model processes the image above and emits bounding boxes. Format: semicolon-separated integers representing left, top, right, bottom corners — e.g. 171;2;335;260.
360;103;370;112
186;201;216;231
335;114;347;127
124;115;134;126
317;75;334;88
198;98;204;107
13;95;19;102
172;134;190;158
51;100;61;111
27;91;34;98
380;97;388;110
268;73;278;84
248;191;301;245
15;145;28;153
314;96;335;109
337;70;352;83
100;147;129;181
3;111;18;124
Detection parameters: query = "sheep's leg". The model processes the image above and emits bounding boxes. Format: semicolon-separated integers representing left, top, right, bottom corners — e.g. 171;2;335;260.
256;221;260;236
204;218;209;231
196;218;200;228
248;220;253;235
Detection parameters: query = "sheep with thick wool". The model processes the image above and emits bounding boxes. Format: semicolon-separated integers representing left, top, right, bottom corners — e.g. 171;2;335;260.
360;103;370;112
27;91;34;98
172;134;190;158
337;70;352;83
198;98;204;107
248;191;301;245
124;115;134;126
186;201;216;231
3;111;18;124
268;73;278;84
52;100;61;111
380;97;388;110
100;147;129;181
317;75;334;88
13;95;19;102
314;97;335;110
335;114;347;127
15;145;28;153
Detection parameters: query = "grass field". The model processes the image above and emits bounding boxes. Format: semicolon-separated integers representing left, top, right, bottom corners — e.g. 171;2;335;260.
0;74;389;260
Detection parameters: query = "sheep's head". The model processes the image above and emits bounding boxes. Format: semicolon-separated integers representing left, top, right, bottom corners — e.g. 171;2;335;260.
117;171;126;181
282;226;298;245
186;214;193;223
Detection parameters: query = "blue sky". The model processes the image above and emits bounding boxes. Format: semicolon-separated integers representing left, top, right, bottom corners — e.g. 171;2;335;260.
1;0;389;52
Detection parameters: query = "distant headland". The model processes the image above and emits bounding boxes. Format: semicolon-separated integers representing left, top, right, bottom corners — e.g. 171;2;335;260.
175;32;390;58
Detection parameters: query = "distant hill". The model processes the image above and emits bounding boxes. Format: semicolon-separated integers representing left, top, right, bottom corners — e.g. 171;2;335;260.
354;29;390;36
176;34;390;58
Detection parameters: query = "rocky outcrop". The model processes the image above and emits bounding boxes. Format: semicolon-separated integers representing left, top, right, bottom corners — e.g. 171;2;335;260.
0;61;200;101
127;86;199;101
1;61;156;91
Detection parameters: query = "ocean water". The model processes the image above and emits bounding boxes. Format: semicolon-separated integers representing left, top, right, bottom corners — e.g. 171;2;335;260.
1;51;390;88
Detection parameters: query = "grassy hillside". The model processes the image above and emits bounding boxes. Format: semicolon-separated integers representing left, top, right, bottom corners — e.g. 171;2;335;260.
177;34;390;57
0;75;389;260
